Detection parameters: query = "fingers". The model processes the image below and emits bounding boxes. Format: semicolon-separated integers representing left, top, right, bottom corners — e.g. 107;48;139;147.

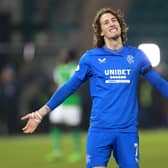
21;112;41;134
22;119;39;134
20;114;31;121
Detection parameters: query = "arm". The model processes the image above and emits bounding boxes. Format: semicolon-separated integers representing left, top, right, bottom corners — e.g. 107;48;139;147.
21;75;84;134
46;75;84;110
137;48;168;98
21;53;90;134
144;68;168;98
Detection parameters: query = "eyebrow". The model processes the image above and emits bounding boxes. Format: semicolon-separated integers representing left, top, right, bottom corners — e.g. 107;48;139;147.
102;17;117;23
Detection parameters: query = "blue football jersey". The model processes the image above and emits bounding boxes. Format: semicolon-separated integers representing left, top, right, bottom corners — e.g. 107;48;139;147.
72;46;151;132
47;45;168;132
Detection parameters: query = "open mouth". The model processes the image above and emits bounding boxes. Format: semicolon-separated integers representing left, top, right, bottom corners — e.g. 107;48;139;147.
109;28;118;33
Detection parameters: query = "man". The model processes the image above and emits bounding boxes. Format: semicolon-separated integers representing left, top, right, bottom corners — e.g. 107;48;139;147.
47;49;82;162
21;8;168;168
0;65;21;134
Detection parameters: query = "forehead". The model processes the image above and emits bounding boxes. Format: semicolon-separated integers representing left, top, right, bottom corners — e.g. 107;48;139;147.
100;12;117;22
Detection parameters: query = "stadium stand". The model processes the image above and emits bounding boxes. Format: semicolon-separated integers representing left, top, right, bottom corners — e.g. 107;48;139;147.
127;0;168;64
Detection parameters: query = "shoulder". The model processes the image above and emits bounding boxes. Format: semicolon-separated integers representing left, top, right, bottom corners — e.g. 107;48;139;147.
82;48;105;57
125;45;147;59
86;48;105;54
125;45;143;54
79;48;105;62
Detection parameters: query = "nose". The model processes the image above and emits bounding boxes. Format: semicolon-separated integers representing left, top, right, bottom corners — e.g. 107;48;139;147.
109;20;116;27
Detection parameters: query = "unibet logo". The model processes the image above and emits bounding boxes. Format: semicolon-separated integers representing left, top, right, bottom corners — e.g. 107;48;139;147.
104;69;131;84
104;69;131;76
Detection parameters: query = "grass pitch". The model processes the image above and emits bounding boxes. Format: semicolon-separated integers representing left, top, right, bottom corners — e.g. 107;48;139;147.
0;130;168;168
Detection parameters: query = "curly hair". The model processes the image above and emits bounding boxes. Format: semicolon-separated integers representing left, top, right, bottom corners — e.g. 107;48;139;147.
92;8;128;48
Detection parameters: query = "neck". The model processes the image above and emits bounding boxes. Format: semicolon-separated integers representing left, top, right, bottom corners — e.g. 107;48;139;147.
104;37;123;50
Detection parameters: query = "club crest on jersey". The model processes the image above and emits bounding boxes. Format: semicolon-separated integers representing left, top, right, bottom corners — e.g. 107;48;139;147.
127;55;134;64
98;58;106;64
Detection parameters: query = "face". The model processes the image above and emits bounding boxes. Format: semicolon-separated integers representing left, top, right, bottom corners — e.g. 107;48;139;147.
100;13;121;40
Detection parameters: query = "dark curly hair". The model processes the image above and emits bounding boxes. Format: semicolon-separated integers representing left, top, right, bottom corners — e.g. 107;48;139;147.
92;8;128;48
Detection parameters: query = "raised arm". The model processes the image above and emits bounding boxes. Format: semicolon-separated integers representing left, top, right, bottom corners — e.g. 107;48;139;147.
144;68;168;98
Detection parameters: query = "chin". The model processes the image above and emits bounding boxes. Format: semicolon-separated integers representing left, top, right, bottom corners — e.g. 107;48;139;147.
111;35;121;40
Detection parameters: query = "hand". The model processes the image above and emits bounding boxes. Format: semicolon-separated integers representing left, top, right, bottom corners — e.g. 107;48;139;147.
21;112;42;134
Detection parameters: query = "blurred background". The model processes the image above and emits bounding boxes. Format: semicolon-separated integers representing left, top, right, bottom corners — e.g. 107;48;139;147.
0;0;168;135
0;0;168;167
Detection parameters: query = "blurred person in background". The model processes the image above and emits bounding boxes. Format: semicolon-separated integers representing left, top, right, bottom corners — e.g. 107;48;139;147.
21;8;168;168
46;49;82;162
0;65;21;134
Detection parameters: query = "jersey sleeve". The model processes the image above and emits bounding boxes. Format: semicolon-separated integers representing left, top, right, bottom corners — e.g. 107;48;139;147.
73;52;91;81
138;49;152;75
46;52;91;110
137;48;168;99
144;68;168;98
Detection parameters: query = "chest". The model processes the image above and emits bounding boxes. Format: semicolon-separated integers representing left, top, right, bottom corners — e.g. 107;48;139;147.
89;55;139;83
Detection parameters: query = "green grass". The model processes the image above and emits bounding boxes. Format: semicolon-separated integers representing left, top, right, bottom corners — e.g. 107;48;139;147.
0;130;168;168
139;130;168;168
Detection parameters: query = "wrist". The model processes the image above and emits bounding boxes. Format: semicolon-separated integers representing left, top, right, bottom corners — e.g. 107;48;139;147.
31;112;42;123
35;111;43;120
38;105;51;118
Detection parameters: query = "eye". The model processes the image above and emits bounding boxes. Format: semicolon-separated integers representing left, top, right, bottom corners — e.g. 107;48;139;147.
111;18;117;22
103;20;109;25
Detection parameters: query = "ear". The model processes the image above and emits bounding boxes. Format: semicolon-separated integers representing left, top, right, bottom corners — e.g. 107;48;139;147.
100;31;104;36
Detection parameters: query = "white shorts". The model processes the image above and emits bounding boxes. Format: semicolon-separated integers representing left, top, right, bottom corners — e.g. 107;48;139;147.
49;105;81;126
